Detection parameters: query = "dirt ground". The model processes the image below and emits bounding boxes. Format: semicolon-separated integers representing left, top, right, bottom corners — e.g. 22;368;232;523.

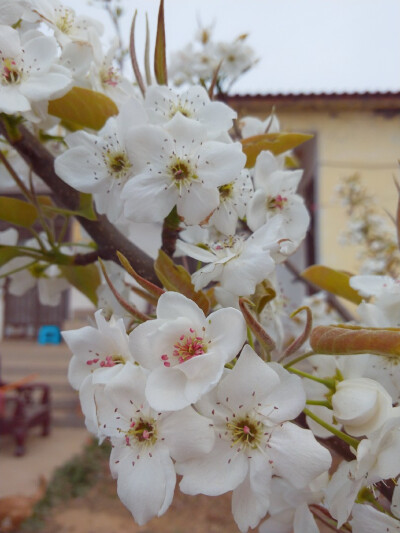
32;476;239;533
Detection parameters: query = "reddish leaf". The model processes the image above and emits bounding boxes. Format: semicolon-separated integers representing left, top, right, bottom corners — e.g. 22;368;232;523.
310;325;400;357
154;250;210;315
154;0;167;85
239;298;275;356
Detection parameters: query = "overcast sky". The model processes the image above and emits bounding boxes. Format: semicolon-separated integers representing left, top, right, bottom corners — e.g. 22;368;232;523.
68;0;400;94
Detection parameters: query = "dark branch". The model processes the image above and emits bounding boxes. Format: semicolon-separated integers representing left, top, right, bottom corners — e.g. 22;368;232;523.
0;118;160;286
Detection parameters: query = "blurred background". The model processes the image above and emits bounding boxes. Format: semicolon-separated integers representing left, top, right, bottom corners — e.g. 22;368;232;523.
0;1;399;531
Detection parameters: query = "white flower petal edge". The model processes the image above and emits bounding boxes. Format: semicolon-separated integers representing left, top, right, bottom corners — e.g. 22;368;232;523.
177;345;331;532
129;291;246;411
93;363;214;525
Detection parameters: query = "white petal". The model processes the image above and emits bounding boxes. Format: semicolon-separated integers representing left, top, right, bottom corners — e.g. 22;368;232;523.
145;365;190;411
0;86;31;113
293;503;320;533
156;291;205;324
23;35;57;71
232;454;272;532
197;141;245;186
122;172;176;223
128;124;174;169
350;275;394;297
177;182;219;225
165;112;207;146
198;100;236;134
207;307;246;360
55;146;107;193
130;316;193;370
178;438;248;495
114;444;175;525
247;189;268;231
160;406;215;461
351;504;400;533
269;422;332;488
218;345;280;410
22;72;72;101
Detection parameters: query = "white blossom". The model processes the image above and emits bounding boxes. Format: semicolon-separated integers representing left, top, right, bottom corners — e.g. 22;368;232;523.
0;25;72;114
176;216;286;296
94;364;215;525
177;346;331;532
129;291;246;411
122;113;246;225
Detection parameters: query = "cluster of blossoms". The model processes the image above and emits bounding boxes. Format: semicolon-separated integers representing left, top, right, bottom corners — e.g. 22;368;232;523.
169;22;258;92
2;1;400;532
337;173;400;276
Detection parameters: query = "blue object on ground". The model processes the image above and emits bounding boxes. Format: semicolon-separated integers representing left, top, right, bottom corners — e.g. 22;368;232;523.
38;325;61;345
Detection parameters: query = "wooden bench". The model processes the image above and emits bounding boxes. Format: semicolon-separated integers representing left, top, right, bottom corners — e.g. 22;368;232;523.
0;378;51;456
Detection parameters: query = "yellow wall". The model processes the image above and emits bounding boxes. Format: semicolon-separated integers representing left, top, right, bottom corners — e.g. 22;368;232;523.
236;102;400;273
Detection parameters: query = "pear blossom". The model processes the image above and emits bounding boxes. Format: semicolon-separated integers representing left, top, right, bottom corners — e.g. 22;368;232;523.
350;274;400;328
331;377;394;437
62;309;135;436
94;364;215;525
215;37;257;81
31;0;103;46
176;215;286;296
247;151;310;248
325;417;400;526
3;233;70;306
63;309;134;391
177;346;331;532
145;85;236;139
0;0;32;25
122;113;246;225
129;291;247;411
350;275;400;401
207;169;253;235
259;474;328;533
0;25;72;114
88;33;137;105
240;112;280;139
55;98;148;222
350;504;400;533
304;353;369;438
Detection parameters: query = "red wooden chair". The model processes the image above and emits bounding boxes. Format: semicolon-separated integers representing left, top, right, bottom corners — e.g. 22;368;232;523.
0;374;51;456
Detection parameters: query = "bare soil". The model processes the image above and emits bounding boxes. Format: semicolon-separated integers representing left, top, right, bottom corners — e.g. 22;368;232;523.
36;477;239;533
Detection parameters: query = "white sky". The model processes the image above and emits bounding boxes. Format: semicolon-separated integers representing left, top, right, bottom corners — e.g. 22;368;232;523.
68;0;400;94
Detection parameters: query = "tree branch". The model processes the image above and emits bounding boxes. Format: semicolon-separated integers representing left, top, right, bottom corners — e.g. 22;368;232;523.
0;118;161;286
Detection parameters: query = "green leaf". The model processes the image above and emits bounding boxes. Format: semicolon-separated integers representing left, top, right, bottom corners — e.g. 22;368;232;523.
77;193;97;221
48;87;118;131
0;245;26;267
241;132;313;169
59;264;100;305
154;250;210;315
0;196;38;227
38;193;97;221
154;0;167;85
251;280;276;315
301;265;362;305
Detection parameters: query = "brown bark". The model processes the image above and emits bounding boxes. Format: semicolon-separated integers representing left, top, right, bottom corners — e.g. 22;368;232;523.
0;118;160;286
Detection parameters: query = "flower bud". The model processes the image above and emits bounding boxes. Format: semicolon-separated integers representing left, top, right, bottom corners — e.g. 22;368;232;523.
332;377;393;437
